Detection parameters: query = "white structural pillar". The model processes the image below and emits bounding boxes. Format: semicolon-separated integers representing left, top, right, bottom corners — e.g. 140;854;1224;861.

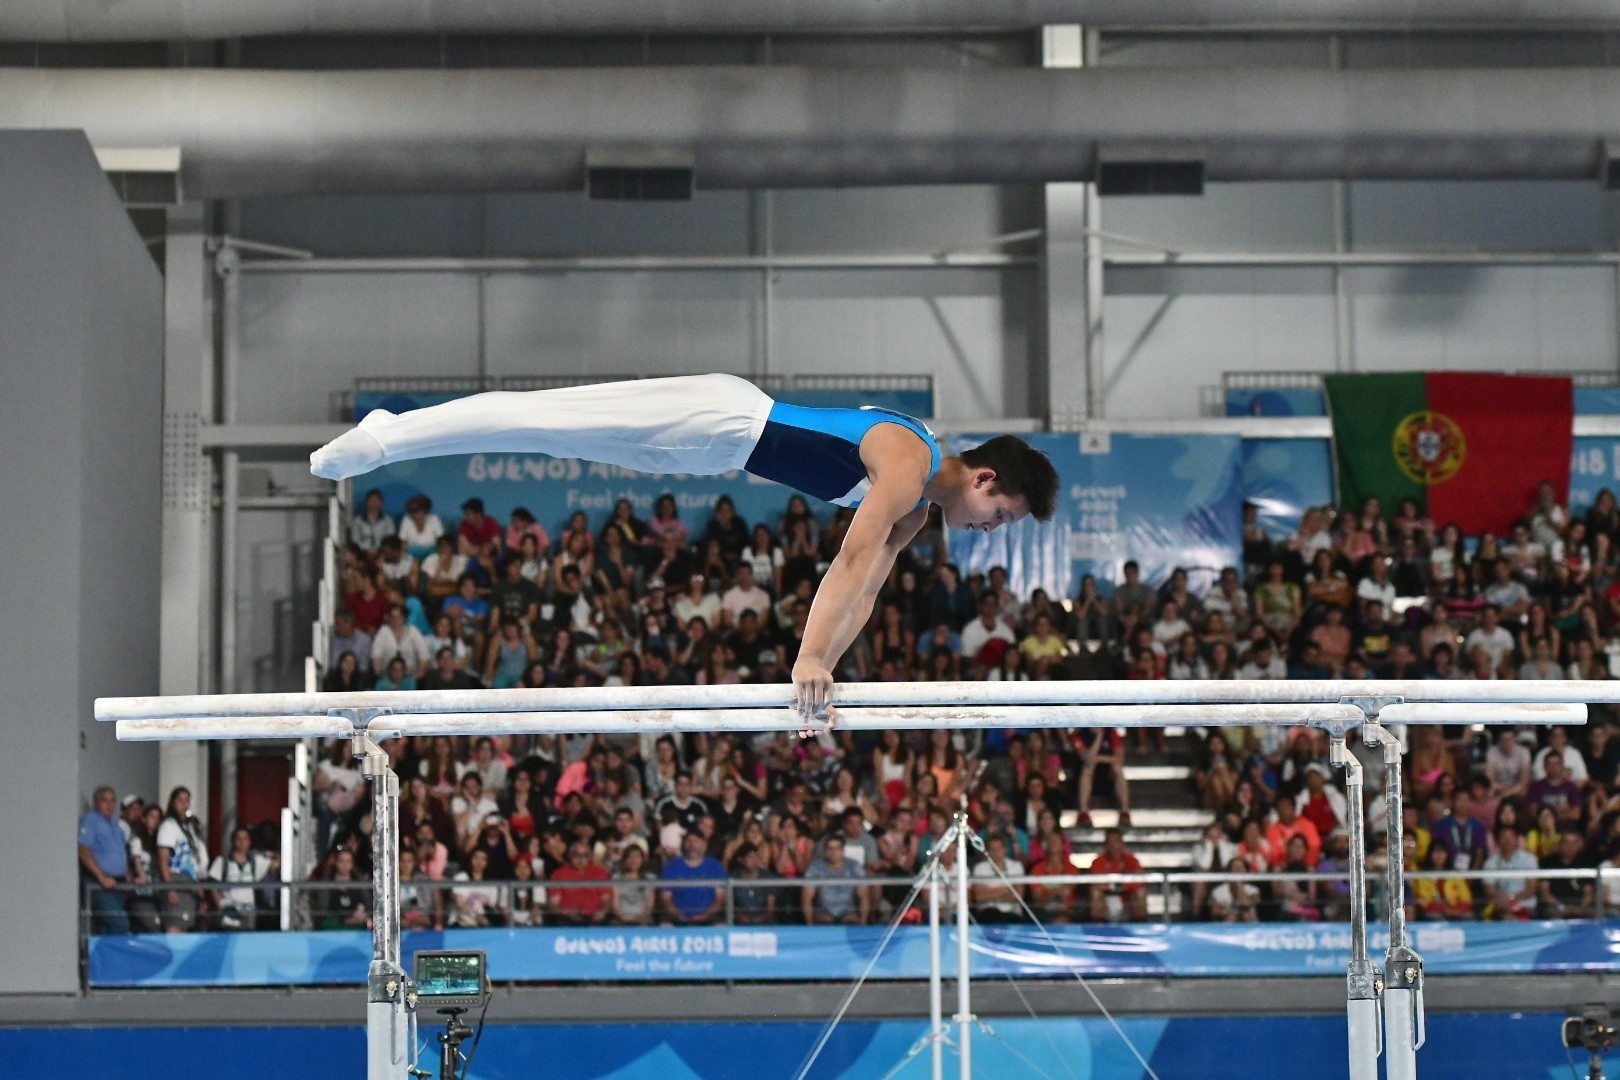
157;203;214;806
1332;734;1380;1080
954;813;972;1080
217;241;242;841
1041;23;1102;425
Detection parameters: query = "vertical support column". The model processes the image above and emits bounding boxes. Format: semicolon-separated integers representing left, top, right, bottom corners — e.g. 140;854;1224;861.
1041;24;1102;426
761;190;776;377
159;203;215;807
1332;733;1380;1080
359;730;409;1080
757;34;777;380
1366;722;1423;1080
954;814;972;1080
216;242;241;842
1328;34;1354;374
928;857;944;1080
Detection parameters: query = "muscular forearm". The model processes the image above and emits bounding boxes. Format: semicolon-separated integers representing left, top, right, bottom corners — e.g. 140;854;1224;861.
800;546;892;669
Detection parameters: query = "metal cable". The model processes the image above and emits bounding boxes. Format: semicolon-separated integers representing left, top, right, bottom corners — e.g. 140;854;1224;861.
975;1018;1063;1080
875;1026;954;1080
976;853;1165;1080
791;835;956;1080
965;906;1080;1080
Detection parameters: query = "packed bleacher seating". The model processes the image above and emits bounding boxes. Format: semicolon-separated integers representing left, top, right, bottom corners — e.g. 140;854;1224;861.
82;482;1620;931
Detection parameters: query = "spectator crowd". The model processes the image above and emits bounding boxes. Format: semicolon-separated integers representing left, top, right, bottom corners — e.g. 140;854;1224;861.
79;480;1620;932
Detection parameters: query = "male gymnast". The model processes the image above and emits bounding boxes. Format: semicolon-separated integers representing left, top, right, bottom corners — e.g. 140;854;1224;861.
311;373;1057;719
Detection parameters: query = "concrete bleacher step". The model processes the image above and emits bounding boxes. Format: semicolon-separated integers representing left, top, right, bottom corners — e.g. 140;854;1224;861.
1070;826;1205;845
1122;764;1193;783
1060;808;1212;831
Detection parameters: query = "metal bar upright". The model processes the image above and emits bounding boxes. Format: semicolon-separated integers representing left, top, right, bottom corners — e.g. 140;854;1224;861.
1332;734;1380;1080
929;857;944;1080
358;728;408;1080
955;813;972;1080
1365;722;1423;1080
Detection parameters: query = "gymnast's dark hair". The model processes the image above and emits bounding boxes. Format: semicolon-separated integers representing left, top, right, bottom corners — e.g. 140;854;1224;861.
958;436;1058;522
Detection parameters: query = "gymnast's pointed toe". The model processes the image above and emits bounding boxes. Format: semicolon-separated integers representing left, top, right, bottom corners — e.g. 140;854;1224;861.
310;421;388;480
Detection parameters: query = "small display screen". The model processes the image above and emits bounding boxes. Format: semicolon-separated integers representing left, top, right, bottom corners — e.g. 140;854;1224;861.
415;952;483;1000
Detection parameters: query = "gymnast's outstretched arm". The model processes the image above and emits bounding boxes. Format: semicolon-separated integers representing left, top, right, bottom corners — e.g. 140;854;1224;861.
792;427;931;718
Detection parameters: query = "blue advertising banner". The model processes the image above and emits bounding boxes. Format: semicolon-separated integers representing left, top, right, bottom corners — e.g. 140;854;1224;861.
948;433;1245;600
349;388;930;531
1242;438;1335;541
1570;436;1620;515
1225;387;1325;417
87;919;1620;989
1577;386;1620;415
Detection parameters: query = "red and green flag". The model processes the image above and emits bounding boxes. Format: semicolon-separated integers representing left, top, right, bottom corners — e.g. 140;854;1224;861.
1323;372;1572;536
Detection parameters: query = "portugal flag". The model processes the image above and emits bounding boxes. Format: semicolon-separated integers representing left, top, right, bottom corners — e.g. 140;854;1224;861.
1323;373;1572;536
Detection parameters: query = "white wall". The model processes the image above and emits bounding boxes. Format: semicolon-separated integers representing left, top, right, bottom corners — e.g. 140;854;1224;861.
1088;30;1620;419
1097;179;1620;419
235;185;1041;425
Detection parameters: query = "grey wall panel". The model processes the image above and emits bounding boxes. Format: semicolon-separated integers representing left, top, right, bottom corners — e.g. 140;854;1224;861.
768;34;1035;68
484;192;755;258
1346;181;1614;251
1340;32;1614;69
1100;32;1333;68
75;143;163;809
771;186;1038;256
772;267;1030;420
0;137;87;997
238;188;1022;261
1347;265;1618;372
238;195;491;258
1104;183;1337;254
239;274;482;422
238;192;759;259
1101;266;1338;418
0;131;161;995
234;506;322;694
483;271;759;378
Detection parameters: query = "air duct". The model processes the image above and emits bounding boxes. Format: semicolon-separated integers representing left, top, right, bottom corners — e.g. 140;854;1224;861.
1;65;1617;198
6;0;1620;40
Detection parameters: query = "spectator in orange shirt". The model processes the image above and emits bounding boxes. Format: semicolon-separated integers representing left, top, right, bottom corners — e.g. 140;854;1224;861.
1089;828;1148;922
1265;797;1322;869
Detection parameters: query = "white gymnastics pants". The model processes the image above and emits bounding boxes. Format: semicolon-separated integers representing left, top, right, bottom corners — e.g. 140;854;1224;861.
310;373;775;481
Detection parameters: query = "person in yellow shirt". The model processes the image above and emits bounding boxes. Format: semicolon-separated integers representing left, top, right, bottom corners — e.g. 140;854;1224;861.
1017;611;1070;676
1412;842;1473;920
1402;804;1431;868
1525;806;1561;860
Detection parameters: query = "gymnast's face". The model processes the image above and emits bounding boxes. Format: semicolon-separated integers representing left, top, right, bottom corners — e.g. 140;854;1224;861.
945;470;1028;533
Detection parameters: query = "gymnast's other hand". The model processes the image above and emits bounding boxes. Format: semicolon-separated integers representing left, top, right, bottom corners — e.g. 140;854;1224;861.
793;656;834;722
